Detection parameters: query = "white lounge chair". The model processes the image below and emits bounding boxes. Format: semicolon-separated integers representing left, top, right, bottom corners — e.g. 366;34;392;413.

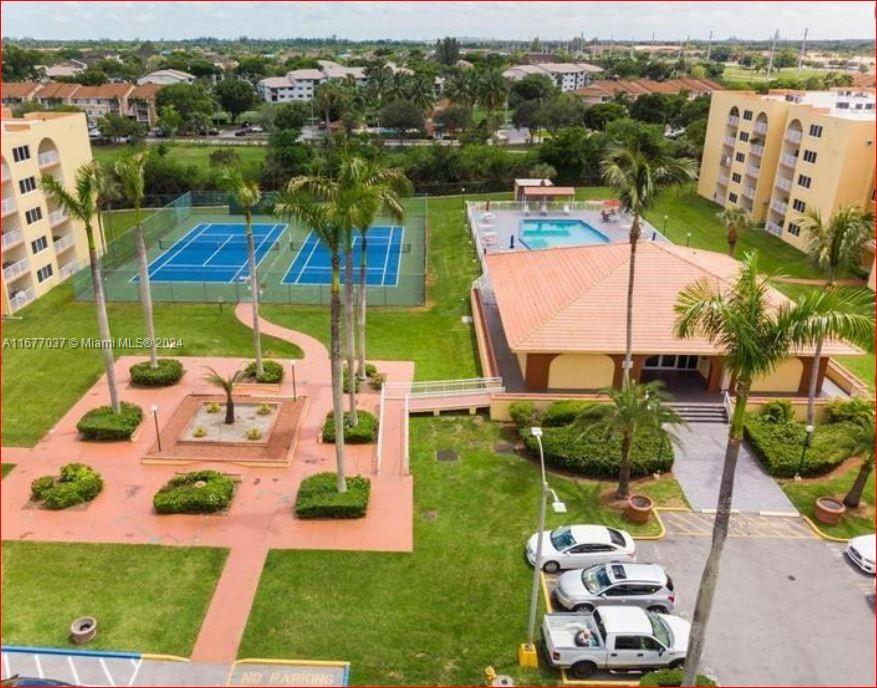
562;204;571;215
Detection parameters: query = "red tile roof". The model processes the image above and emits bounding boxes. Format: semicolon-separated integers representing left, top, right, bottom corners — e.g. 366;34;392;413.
1;81;42;99
129;83;165;100
70;83;134;100
36;82;81;99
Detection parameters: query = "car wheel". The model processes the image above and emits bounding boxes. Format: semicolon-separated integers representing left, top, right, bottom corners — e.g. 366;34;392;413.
669;659;685;670
647;605;668;614
572;603;595;613
542;561;560;573
571;661;597;679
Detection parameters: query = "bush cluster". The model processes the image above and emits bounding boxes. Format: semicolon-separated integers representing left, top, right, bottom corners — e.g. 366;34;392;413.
760;399;794;423
342;363;380;393
640;668;716;687
295;472;370;519
243;360;284;384
77;402;144;441
129;359;184;387
824;397;875;425
322;410;378;444
30;463;104;510
153;470;235;514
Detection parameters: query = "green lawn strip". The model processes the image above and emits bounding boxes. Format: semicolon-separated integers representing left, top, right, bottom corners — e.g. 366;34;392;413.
1;464;15;478
1;283;303;447
92;142;266;173
239;415;683;685
1;542;228;656
780;464;876;539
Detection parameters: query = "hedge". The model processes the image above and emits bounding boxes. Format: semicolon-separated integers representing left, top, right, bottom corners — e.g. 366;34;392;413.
153;470;235;514
523;422;674;478
129;358;184;387
295;472;370;519
77;402;144;441
507;400;597;428
243;360;284;384
824;397;874;425
640;668;716;687
322;410;378;444
744;415;860;477
30;463;103;510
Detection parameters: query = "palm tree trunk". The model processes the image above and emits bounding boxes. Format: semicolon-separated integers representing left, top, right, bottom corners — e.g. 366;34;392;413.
622;215;641;389
331;253;348;494
245;211;264;378
133;203;159;369
356;231;368;381
805;336;824;429
682;381;749;686
843;459;873;509
617;431;633;499
344;249;358;426
88;235;121;414
225;393;235;425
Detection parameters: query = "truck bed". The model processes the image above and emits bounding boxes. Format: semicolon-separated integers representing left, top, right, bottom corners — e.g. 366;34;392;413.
543;613;604;650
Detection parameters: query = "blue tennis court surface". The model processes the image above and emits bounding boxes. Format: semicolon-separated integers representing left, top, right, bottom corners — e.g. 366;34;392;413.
141;222;286;283
282;225;404;286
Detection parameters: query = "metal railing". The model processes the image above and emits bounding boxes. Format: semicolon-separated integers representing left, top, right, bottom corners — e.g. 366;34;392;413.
38;150;60;168
785;129;803;143
1;197;16;215
754;122;768;134
468;199;609;214
58;260;78;280
727;116;739;127
743;186;756;199
770;199;789;215
722;391;733;421
3;257;29;281
750;144;765;156
375;384;387;474
723;135;736;147
2;229;23;249
717;175;729;185
780;154;798;168
765;221;783;236
49;209;69;226
1;163;9;181
775;176;793;192
746;165;760;177
54;234;75;253
9;287;36;311
385;377;505;399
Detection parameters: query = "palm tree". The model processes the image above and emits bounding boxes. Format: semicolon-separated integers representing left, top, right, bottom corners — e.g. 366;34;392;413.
407;74;436;113
114;152;159;369
220;169;264;378
204;366;245;425
601;142;697;387
477;68;508;128
42;162;121;414
840;416;876;509
445;72;477;108
365;63;393;105
800;205;875;286
387;72;410;101
674;251;821;685
716;205;751;257
314;81;348;141
573;381;684;499
275;181;362;493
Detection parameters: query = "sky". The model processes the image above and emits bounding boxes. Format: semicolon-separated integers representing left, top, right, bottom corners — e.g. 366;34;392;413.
1;1;874;42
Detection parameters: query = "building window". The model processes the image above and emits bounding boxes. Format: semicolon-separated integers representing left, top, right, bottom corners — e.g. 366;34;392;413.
837;102;850;110
24;207;43;224
735;152;745;163
743;110;753;120
732;172;742;183
36;264;54;283
12;145;30;163
739;131;750;142
802;150;817;164
808;124;823;138
792;199;806;213
797;175;812;189
18;176;37;194
31;236;48;254
728;192;738;203
787;222;801;237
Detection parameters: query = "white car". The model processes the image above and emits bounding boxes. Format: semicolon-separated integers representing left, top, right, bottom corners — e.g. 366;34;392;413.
526;525;636;573
846;533;876;574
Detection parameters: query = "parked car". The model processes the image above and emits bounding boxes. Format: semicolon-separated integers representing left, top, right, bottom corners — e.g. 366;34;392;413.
846;533;876;575
1;677;73;686
542;606;690;679
555;563;676;613
526;525;636;573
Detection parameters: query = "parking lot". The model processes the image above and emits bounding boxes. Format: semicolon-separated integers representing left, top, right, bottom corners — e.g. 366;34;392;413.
544;514;876;686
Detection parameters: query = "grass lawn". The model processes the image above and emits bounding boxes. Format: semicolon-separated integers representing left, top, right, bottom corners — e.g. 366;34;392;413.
1;542;227;655
239;415;686;685
780;462;875;539
92;142;266;173
1;464;14;478
1;283;303;447
722;65;834;84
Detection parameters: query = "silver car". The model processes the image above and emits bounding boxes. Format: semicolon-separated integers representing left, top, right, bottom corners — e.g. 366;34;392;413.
554;563;676;614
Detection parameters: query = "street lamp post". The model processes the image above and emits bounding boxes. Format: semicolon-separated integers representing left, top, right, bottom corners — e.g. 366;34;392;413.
795;424;814;479
151;404;161;451
290;361;298;399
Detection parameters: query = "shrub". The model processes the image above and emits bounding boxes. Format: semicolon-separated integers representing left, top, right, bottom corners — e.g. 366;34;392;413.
246;428;262;441
760;399;794;423
295;472;370;519
30;475;55;501
322;410;378;444
369;372;387;391
243;360;284;384
523;422;674;478
744;416;859;477
342;367;360;393
343;364;380;393
542;400;595;427
193;427;207;438
640;668;716;687
59;463;103;501
257;403;272;416
30;463;103;510
129;359;184;387
206;402;221;414
77;402;143;441
508;400;542;428
153;470;235;514
824;397;875;425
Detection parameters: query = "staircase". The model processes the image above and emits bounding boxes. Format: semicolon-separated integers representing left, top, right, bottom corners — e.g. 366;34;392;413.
670;402;728;424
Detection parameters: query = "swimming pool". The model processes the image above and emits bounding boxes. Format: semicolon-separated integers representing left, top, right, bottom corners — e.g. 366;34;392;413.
519;219;610;249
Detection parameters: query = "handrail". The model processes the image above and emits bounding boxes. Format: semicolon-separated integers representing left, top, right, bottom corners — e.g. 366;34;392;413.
722;391;733;421
375;384;386;474
402;393;410;475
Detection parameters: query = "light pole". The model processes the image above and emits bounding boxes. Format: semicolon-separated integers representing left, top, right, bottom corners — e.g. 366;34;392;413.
290;360;298;400
151;404;161;451
795;424;814;479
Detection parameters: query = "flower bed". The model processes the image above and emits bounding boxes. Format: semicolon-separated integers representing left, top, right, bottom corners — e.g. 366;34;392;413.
322;410;378;444
295;472;370;519
30;463;103;510
129;359;185;387
153;470;235;514
76;402;143;441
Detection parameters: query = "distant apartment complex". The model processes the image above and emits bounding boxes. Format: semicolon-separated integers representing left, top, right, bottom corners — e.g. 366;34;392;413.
257;60;367;102
136;69;196;85
698;89;876;262
502;62;604;92
1;110;97;315
575;77;723;105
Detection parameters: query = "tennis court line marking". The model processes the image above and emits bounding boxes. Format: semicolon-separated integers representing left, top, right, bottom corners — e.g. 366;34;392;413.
152;222;210;274
133;221;209;282
230;223;285;284
292;231;322;285
203;235;234;266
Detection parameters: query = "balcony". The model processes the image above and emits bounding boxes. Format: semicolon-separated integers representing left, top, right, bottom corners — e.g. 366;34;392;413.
785;129;803;144
727;116;740;126
780;153;798;168
8;287;36;312
53;234;76;253
3;257;30;281
770;199;789;215
37;151;60;168
720;155;732;167
743;186;756;199
723;135;736;147
746;165;760;177
750;144;765;157
775;176;793;192
765;221;783;236
1;229;24;250
49;209;69;227
717;174;729;186
754;122;768;134
58;261;79;280
1;196;16;217
1;163;9;182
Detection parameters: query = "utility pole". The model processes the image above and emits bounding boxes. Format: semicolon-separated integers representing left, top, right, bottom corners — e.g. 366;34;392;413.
630;38;635;60
766;29;779;79
798;27;809;70
706;30;714;62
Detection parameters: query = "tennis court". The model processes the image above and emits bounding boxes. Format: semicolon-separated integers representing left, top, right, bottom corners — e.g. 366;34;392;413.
142;222;287;283
282;225;404;286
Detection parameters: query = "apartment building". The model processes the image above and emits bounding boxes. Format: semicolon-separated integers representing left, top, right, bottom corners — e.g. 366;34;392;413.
137;69;196;85
502;62;604;92
1;110;97;315
69;83;135;126
698;88;876;257
257;61;367;103
575;77;723;105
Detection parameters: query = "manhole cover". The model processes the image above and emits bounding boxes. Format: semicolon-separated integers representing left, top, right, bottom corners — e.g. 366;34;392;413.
494;441;515;454
436;449;458;462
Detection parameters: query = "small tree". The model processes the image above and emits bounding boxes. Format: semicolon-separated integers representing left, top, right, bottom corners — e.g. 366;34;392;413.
716;206;751;257
204;367;245;425
214;78;257;124
840;416;876;509
800;205;875;286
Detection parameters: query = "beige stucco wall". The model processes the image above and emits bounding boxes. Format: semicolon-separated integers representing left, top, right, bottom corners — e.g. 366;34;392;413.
547;353;614;390
751;357;804;393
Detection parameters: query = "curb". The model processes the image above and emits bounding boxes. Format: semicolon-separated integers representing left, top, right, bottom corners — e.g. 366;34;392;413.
800;515;850;542
632;507;668;541
757;510;800;517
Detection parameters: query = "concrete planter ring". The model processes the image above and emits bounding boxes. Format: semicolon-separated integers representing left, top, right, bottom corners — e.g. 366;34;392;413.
70;616;97;644
624;494;654;524
813;497;846;526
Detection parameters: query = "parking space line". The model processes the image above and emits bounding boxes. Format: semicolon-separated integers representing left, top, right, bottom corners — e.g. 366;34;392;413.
67;656;81;685
34;654;44;679
128;658;142;686
100;657;117;686
3;652;9;678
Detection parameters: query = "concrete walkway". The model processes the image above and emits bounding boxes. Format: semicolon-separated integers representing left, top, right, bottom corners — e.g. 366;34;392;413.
672;423;798;513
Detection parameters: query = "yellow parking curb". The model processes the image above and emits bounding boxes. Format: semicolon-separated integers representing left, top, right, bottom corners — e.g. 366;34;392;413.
540;571;553;610
632;507;671;541
560;669;639;686
141;654;189;662
801;515;849;542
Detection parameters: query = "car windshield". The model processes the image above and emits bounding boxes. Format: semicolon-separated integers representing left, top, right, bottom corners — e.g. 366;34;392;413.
607;528;627;547
649;613;672;647
550;527;576;550
582;565;612;593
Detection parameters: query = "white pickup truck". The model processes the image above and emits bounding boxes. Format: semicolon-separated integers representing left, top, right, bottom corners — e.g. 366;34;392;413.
542;606;690;679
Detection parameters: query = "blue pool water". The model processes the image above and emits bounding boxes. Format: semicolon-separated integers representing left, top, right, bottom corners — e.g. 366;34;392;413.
519;219;610;250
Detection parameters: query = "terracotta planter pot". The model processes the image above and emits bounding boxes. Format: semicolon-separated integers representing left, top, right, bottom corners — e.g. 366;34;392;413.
70;616;97;644
813;497;846;526
625;494;654;524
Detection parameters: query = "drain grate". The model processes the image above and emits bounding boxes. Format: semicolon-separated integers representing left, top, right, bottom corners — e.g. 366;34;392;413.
436;449;459;462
